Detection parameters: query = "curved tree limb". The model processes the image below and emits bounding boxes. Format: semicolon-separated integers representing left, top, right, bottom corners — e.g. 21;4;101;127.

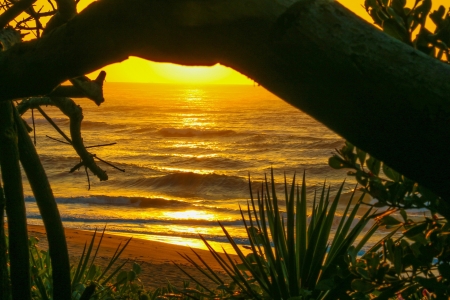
0;182;11;300
1;0;450;201
17;97;108;180
0;101;31;300
14;106;72;300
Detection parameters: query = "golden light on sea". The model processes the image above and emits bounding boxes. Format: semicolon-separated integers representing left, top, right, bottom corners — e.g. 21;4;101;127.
163;210;216;221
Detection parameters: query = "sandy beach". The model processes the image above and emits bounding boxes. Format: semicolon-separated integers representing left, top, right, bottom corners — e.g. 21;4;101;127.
27;224;232;290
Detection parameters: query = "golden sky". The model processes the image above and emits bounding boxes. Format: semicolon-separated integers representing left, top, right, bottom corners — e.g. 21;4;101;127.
44;0;450;84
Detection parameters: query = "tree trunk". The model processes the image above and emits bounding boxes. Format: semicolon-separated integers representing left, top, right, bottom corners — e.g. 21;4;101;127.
0;101;31;300
0;0;449;200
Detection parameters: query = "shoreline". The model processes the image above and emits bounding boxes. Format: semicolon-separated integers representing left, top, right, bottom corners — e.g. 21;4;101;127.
26;224;232;289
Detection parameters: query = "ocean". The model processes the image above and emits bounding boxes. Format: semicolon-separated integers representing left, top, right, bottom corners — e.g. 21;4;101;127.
20;83;383;252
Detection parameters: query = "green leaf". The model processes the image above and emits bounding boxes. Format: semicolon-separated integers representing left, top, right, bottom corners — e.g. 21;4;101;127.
116;271;128;284
315;278;336;291
430;6;446;26
392;0;407;16
356;148;366;165
128;270;136;281
366;156;381;176
329;156;350;169
382;164;400;182
379;215;402;226
356;267;371;280
351;279;375;293
399;209;407;222
403;223;428;238
382;18;408;42
133;262;141;275
438;263;450;279
393;246;403;275
356;170;368;186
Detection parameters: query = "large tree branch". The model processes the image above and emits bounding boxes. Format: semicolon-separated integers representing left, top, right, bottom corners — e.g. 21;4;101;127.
1;0;450;200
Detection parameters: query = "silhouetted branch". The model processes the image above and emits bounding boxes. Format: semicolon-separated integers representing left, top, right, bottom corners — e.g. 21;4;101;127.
86;142;116;149
0;101;30;300
69;160;83;172
46;134;70;145
93;154;125;172
14;106;72;300
31;108;36;145
18;96;108;180
0;0;36;28
43;0;76;34
37;105;72;143
49;71;106;105
51;97;108;180
0;182;10;300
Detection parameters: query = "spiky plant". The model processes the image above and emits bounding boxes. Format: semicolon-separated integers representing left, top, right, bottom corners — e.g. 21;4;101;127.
178;171;380;299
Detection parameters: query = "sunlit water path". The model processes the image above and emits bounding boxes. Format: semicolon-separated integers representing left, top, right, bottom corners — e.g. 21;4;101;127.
21;83;389;253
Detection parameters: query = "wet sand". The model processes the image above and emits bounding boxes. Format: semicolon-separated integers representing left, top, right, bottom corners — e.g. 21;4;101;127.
27;224;233;290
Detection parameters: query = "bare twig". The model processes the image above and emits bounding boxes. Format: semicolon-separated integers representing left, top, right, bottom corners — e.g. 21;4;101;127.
46;134;70;145
0;0;36;28
86;142;116;149
37;105;72;144
69;160;83;172
93;154;125;172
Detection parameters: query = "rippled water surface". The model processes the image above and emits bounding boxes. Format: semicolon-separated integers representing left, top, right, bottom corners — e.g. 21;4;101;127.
21;83;385;251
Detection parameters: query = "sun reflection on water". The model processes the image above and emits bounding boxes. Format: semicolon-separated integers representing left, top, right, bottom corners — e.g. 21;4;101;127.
163;209;216;221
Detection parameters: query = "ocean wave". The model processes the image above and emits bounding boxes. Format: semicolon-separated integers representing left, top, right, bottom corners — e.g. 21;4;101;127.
27;213;243;226
24;117;69;125
303;140;344;150
80;120;126;130
158;127;236;137
25;195;195;208
172;156;252;170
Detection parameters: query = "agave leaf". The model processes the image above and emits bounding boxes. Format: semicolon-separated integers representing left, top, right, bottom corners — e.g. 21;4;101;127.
202;233;253;297
301;201;328;286
331;187;359;246
240;205;271;292
181;249;224;285
97;238;132;285
172;261;216;295
222;247;262;299
86;226;107;278
99;258;129;287
296;172;308;281
75;228;98;285
286;173;299;295
72;242;87;288
311;183;344;268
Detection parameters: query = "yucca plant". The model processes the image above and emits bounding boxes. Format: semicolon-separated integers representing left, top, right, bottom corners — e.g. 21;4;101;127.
178;171;380;299
25;227;144;300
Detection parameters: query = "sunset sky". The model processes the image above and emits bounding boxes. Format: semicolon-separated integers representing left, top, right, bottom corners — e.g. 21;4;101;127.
70;0;447;84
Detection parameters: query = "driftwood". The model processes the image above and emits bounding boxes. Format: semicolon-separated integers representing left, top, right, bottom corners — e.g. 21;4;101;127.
1;0;449;201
